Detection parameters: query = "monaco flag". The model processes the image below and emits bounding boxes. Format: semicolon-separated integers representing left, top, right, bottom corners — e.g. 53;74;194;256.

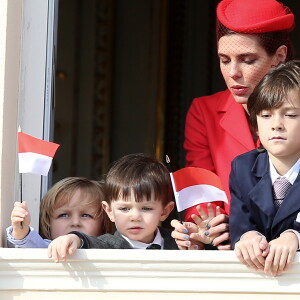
170;167;228;212
18;132;60;176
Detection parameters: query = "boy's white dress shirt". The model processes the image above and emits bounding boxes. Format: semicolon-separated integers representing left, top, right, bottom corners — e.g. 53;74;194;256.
121;228;164;249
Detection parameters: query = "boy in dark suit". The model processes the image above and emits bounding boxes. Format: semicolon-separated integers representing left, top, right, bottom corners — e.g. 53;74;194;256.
230;61;300;277
48;154;178;262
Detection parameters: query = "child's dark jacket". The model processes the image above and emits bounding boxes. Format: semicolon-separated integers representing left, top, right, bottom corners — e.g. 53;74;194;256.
229;149;300;247
71;227;178;249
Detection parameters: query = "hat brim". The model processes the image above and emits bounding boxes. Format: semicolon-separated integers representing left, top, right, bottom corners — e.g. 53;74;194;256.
217;0;295;33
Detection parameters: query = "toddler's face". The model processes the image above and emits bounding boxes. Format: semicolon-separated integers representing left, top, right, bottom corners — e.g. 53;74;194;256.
50;189;103;239
103;193;173;244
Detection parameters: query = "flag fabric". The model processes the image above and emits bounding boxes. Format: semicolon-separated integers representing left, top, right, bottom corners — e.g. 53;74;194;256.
18;132;60;176
170;167;228;212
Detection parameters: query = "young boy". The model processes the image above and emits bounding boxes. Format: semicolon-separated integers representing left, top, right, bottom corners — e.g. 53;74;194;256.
48;154;178;262
7;177;112;248
229;60;300;277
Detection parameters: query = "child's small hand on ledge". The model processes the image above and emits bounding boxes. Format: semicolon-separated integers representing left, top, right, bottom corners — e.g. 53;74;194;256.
264;232;298;277
48;234;81;263
234;231;268;271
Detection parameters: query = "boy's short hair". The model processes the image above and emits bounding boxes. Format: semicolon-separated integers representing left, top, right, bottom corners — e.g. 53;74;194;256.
105;153;172;206
248;60;300;130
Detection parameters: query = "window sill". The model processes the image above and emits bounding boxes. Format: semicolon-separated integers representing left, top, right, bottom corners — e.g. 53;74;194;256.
0;248;299;299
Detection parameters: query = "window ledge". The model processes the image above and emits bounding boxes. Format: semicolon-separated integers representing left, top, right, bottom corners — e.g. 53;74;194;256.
0;248;300;299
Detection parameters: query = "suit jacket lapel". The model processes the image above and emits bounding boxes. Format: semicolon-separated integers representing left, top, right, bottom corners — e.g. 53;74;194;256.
113;231;133;249
248;153;300;234
218;91;255;150
159;227;178;250
272;173;300;228
248;152;276;220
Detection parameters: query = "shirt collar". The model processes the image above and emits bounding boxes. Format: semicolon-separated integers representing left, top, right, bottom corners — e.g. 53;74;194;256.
121;228;163;249
269;157;300;184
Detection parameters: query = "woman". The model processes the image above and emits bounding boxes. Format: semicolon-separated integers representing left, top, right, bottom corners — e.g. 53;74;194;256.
172;0;295;250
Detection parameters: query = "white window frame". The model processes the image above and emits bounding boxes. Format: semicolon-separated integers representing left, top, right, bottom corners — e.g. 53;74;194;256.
0;0;58;244
18;0;58;233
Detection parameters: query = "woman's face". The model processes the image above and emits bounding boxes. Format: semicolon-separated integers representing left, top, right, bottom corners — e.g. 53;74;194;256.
218;34;280;105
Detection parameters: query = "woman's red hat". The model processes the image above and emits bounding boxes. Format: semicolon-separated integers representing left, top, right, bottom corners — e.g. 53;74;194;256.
217;0;295;33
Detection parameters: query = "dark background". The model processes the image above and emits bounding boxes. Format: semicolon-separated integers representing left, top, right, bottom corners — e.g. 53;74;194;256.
53;0;300;182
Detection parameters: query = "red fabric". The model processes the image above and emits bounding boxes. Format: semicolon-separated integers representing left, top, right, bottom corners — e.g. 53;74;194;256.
184;90;257;221
172;167;224;192
217;0;294;33
18;132;60;157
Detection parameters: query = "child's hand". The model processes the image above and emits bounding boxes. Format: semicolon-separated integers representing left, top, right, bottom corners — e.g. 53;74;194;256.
171;219;204;250
189;204;220;244
47;234;81;262
235;231;268;271
11;201;31;240
264;232;298;277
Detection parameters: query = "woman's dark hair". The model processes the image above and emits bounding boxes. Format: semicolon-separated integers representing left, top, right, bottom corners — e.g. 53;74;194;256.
216;22;294;62
105;153;172;206
248;60;300;130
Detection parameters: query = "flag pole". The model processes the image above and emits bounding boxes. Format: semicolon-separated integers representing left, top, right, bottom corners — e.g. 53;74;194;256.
18;126;23;203
18;127;23;228
20;174;23;228
166;155;183;223
20;174;22;203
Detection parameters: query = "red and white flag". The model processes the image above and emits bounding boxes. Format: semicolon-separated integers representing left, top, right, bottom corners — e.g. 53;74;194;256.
170;167;228;212
18;132;60;176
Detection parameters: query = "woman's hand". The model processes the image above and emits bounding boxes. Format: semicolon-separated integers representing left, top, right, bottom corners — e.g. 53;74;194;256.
189;204;219;244
171;203;230;250
189;203;230;249
171;219;204;250
206;213;230;250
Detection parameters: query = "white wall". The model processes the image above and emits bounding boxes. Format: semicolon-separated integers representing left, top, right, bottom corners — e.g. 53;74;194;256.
0;0;22;246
